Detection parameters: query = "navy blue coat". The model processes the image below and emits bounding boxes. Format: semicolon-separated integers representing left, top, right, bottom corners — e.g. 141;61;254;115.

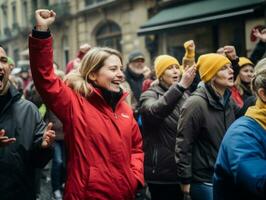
214;116;266;200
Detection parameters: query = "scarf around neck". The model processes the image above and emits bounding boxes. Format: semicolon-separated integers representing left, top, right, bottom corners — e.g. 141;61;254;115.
245;98;266;130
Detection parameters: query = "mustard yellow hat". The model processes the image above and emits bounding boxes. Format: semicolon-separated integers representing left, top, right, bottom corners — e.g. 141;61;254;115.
154;55;180;78
238;57;254;67
197;53;231;83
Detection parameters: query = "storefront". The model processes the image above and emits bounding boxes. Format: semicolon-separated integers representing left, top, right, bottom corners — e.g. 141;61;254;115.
138;0;265;62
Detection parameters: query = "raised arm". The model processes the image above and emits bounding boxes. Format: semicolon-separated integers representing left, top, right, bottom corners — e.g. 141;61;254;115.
140;66;196;121
29;10;75;123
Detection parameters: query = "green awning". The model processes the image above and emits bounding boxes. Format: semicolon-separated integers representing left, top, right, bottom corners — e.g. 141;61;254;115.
138;0;265;35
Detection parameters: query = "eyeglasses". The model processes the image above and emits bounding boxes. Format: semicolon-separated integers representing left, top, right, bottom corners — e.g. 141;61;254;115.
0;56;8;64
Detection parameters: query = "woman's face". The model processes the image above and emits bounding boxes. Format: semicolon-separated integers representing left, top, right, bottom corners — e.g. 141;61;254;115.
91;55;124;92
239;65;254;83
213;64;234;89
160;64;181;87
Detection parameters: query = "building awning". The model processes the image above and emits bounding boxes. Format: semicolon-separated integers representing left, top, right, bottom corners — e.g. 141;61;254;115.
138;0;265;35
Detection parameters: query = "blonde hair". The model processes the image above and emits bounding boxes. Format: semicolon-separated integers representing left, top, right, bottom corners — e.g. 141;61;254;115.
254;58;266;74
234;75;245;96
252;69;266;94
64;47;122;98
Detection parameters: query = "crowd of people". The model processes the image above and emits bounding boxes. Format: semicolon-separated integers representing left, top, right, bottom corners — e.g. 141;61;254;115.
0;9;265;200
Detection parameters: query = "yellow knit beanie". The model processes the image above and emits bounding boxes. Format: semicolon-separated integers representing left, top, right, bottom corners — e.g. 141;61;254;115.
197;53;231;83
238;57;254;67
154;55;180;78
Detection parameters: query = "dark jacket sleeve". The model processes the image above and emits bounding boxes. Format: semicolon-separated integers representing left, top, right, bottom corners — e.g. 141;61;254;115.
175;96;203;183
250;41;266;64
231;57;240;80
30;107;53;168
140;83;185;121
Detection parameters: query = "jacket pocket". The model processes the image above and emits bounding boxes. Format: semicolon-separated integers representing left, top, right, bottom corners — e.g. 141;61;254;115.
84;166;119;199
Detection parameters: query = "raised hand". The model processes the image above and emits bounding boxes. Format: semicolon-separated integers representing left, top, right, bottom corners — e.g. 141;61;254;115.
0;129;16;147
179;65;197;89
223;45;238;60
35;9;56;31
253;28;266;42
184;40;195;58
41;122;56;148
79;43;91;53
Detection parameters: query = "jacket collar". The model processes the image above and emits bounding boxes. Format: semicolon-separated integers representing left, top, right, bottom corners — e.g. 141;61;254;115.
125;66;144;80
89;86;128;113
148;82;167;95
0;83;22;115
194;83;231;110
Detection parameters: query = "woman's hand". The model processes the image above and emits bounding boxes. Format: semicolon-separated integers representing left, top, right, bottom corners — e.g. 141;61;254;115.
179;65;197;89
35;9;56;31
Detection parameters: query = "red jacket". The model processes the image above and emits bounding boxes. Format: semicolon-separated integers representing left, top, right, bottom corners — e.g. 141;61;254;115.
29;36;144;200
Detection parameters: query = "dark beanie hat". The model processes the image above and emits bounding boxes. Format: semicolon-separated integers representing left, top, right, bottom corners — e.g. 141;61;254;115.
128;50;145;63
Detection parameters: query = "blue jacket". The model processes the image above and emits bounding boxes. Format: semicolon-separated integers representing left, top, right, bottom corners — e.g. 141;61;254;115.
213;116;266;200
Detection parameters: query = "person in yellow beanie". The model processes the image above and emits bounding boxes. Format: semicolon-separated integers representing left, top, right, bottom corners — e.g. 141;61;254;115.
139;54;196;200
176;53;239;200
213;68;266;200
231;57;254;108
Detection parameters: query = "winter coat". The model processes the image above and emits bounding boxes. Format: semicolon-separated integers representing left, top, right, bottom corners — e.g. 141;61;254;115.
0;85;52;200
214;116;266;200
29;36;144;200
140;82;188;183
175;84;238;184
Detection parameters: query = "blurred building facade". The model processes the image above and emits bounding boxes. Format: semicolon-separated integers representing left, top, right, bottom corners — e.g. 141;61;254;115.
0;0;265;70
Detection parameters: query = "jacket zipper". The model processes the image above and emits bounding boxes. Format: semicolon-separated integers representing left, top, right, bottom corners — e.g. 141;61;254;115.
152;147;158;174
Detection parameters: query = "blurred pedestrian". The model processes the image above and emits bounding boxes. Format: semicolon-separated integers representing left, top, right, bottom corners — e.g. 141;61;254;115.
124;50;146;115
231;57;254;108
29;9;144;200
175;53;239;200
213;67;266;200
65;43;91;74
140;55;196;200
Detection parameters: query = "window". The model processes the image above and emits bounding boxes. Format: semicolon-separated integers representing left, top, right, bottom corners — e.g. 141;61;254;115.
22;1;28;26
1;4;7;29
13;48;19;66
95;21;122;52
62;35;69;67
32;0;37;13
12;2;17;25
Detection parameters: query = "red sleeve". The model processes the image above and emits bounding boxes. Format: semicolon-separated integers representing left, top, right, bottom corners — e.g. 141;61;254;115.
130;119;144;186
29;35;75;124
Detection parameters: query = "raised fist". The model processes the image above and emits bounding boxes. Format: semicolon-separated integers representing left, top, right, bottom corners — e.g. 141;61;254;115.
223;45;238;61
35;9;56;31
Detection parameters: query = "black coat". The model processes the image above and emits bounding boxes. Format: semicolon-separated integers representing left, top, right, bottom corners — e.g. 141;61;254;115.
175;84;238;184
0;85;53;200
140;82;188;183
